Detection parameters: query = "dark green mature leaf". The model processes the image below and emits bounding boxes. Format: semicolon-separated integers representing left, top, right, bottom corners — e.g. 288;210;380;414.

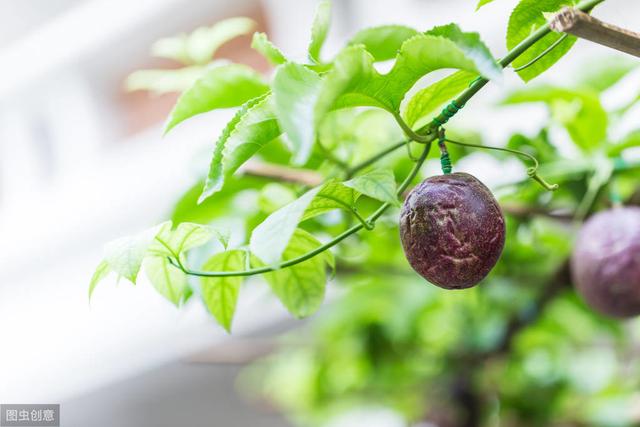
89;261;111;300
308;1;331;63
165;64;270;133
251;32;287;65
273;63;322;165
262;229;333;318
315;25;500;121
404;70;477;128
143;256;189;306
125;66;207;94
103;223;167;284
152;17;256;65
344;169;399;206
348;25;419;62
507;0;577;82
503;86;607;151
476;0;497;10
201;250;246;332
199;94;282;203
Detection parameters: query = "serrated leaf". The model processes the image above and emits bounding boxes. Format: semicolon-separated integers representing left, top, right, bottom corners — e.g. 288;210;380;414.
201;250;245;332
262;229;331;318
165;64;270;133
348;25;419;62
308;1;331;63
316;26;500;121
103;223;166;284
250;180;360;265
476;0;496;10
344;169;399;206
89;261;111;301
273;63;322;165
143;256;189;306
152;17;255;65
125;66;207;94
507;0;578;82
251;32;287;65
151;222;215;257
403;70;477;128
199;94;282;203
250;186;322;266
503;86;607;151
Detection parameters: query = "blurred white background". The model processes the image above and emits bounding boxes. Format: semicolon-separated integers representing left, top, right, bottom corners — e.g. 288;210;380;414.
0;0;638;426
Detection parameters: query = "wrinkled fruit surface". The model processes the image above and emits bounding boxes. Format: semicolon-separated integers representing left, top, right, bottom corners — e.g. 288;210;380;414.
399;172;505;289
571;207;640;318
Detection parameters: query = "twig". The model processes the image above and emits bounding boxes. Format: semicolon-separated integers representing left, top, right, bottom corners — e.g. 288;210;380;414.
242;160;323;186
549;7;640;58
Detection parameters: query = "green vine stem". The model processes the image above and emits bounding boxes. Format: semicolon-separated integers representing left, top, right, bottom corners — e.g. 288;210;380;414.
444;138;558;191
168;142;432;278
169;0;605;278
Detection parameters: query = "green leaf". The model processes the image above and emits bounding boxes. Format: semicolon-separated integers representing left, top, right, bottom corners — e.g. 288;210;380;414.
89;261;111;301
344;169;400;206
348;25;419;62
165;64;270;133
250;180;360;265
143;256;189;306
152;17;256;65
316;26;500;120
507;0;578;82
476;0;496;10
262;229;331;318
403;70;477;128
503;86;607;151
250;186;322;266
125;66;206;94
251;32;287;65
308;0;331;63
273;63;322;165
576;56;638;92
201;250;246;332
199;93;282;203
103;223;166;284
151;222;215;257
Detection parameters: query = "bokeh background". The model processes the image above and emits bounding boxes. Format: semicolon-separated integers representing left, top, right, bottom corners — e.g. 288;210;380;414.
1;0;639;426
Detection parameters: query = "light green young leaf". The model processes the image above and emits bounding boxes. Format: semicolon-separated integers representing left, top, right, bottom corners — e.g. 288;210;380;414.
262;229;331;318
259;183;298;214
201;250;245;332
476;0;496;10
503;86;607;151
152;17;256;65
507;0;578;82
143;256;189;306
308;1;331;63
125;66;206;94
151;222;215;257
576;56;638;92
348;25;419;62
250;180;360;266
199;94;282;203
273;63;322;165
165;64;269;133
403;70;477;128
103;223;166;284
250;186;322;266
251;32;287;65
316;26;500;120
89;261;111;301
344;169;399;206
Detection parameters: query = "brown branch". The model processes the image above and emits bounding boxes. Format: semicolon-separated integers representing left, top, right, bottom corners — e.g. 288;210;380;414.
241;160;323;187
549;8;640;58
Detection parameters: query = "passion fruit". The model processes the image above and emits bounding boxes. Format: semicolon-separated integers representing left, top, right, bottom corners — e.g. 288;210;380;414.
399;172;506;289
571;207;640;318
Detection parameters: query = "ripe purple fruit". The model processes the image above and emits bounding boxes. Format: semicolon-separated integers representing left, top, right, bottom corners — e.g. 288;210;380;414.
571;207;640;318
399;172;506;289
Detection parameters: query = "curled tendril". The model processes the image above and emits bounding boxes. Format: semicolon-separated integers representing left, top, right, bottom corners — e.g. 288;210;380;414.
444;137;558;192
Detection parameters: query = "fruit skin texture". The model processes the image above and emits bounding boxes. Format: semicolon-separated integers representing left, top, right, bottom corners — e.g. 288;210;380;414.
571;207;640;318
399;172;506;289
